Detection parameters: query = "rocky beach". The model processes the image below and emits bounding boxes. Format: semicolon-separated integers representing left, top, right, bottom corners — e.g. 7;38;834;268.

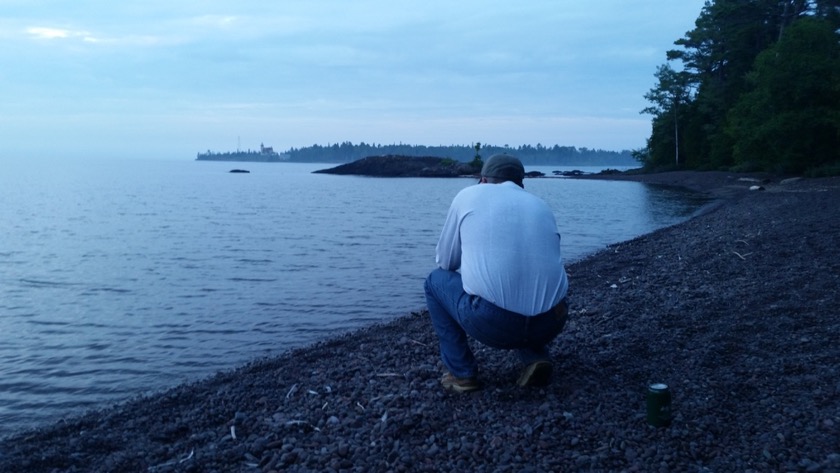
1;171;838;473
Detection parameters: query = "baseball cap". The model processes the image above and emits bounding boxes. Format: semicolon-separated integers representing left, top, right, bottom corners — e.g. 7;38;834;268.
480;154;525;180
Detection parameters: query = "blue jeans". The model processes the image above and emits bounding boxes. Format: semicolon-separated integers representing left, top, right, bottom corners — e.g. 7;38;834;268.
424;268;568;378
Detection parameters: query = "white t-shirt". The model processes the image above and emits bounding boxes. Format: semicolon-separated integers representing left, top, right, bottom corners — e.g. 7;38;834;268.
435;181;569;316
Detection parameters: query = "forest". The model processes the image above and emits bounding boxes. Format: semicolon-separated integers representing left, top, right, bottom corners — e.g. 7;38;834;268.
283;142;636;167
639;0;840;176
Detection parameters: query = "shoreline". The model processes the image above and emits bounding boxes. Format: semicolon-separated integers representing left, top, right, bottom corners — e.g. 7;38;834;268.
2;172;838;472
570;169;781;196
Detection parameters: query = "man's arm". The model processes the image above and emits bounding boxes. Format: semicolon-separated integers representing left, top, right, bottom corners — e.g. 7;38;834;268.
435;206;462;271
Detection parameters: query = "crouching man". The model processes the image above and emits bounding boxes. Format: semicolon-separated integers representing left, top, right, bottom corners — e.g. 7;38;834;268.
424;154;569;392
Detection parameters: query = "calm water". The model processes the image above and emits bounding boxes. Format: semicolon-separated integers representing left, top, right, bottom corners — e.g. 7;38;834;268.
0;159;708;435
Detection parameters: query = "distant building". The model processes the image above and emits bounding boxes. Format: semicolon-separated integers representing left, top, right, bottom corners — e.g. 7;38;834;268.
196;143;289;162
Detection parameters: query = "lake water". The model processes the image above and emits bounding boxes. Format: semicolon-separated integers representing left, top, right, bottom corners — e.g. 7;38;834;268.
0;159;709;435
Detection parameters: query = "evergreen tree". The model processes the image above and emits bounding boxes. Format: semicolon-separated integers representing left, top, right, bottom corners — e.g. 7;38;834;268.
642;0;840;174
667;0;786;168
641;64;693;169
470;142;483;170
726;17;840;173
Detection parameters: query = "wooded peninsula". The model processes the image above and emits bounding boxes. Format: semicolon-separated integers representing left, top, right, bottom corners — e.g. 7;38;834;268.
283;142;636;167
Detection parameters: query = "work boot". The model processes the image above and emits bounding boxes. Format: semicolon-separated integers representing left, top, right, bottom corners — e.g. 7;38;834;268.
440;372;482;393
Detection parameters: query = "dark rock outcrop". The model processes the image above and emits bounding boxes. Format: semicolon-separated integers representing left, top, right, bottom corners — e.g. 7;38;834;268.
313;155;479;177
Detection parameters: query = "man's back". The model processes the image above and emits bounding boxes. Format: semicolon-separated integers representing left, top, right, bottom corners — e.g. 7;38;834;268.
435;181;568;316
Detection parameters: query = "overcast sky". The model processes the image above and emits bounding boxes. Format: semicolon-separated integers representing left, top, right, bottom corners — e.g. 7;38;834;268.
1;1;706;160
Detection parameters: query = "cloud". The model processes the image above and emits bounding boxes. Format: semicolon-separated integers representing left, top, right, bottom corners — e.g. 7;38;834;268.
26;26;98;42
0;0;708;158
26;26;71;39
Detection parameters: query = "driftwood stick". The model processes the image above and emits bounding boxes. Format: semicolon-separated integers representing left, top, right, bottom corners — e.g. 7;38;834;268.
147;449;195;471
733;251;753;260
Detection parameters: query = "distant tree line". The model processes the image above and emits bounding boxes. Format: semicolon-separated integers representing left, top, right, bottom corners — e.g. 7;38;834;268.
640;0;840;176
284;142;636;166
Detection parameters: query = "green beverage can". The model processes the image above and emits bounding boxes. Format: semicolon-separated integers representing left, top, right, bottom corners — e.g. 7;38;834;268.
646;383;672;427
